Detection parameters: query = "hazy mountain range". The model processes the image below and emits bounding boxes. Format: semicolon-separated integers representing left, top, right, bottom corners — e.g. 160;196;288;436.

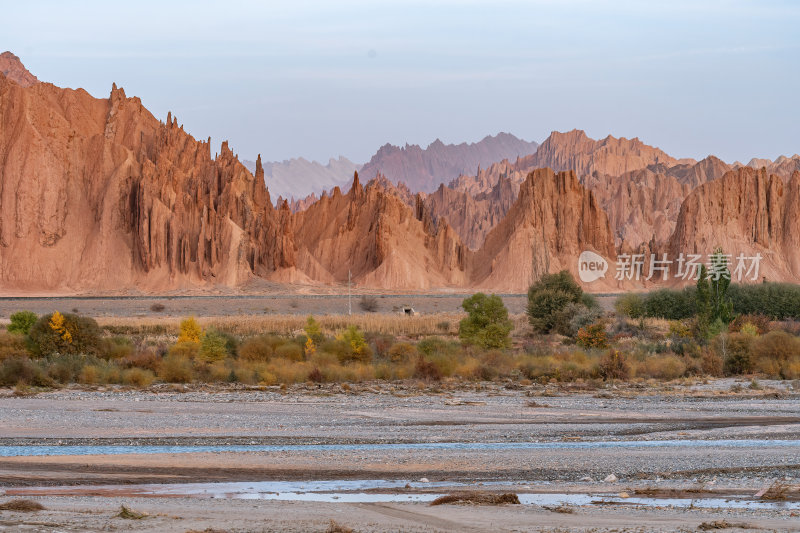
247;133;539;202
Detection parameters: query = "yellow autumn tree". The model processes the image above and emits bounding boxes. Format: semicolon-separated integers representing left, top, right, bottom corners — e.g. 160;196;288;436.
305;337;316;356
49;311;72;343
178;316;203;343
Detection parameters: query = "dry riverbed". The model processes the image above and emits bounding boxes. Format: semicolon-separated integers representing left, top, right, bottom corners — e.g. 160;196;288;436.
0;378;798;531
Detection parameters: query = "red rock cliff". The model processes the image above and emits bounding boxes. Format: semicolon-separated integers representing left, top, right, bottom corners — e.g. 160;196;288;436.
0;71;287;292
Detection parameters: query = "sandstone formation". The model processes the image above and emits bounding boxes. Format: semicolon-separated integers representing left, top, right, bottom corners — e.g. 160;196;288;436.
290;173;468;289
584;156;730;252
470;168;616;291
668;168;800;282
358;133;538;193
734;155;800;181
0;67;287;293
0;52;38;88
585;169;691;252
424;176;518;250
665;155;730;188
3;52;800;294
441;139;729;253
521;129;690;178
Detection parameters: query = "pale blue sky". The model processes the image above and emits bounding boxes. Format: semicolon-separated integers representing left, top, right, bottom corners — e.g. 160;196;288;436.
5;0;799;163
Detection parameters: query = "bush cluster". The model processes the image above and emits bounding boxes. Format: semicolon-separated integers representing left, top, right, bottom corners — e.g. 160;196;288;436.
616;283;800;322
459;293;512;349
715;330;800;379
3;279;800;390
527;271;600;335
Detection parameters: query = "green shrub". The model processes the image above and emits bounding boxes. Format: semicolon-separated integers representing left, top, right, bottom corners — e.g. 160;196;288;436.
28;312;103;356
213;330;239;358
708;248;734;324
320;338;350;360
199;330;229;362
417;336;461;358
642;288;696;320
727;282;800;320
527;271;585;333
304;316;325;344
8;311;37;335
529;293;574;335
614;293;644;319
695;264;712;339
581;293;599;309
459;293;513;349
335;326;371;363
102;336;135;360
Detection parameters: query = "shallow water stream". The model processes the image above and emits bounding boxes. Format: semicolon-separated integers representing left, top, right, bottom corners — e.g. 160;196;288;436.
2;438;799;456
6;479;800;510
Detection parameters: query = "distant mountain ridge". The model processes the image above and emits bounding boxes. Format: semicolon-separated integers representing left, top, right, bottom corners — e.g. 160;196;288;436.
251;132;537;205
243;156;360;203
358;132;539;193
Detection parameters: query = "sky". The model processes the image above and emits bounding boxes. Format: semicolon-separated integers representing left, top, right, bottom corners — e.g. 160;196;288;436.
4;0;799;164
